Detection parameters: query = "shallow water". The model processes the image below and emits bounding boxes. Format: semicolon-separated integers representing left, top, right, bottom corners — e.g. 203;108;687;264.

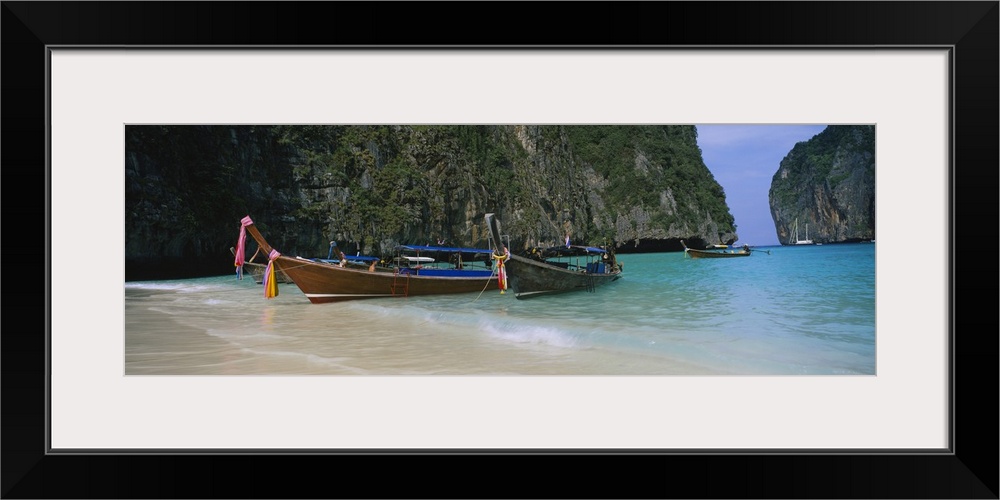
125;244;876;375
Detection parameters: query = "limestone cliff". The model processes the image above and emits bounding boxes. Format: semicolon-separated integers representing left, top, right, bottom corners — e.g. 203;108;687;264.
768;125;876;245
125;125;737;279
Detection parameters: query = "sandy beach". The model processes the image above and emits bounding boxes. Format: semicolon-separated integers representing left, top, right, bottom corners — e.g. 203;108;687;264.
124;277;721;375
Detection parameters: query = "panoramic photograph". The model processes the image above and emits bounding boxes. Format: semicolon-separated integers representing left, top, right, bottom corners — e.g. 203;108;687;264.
124;124;876;376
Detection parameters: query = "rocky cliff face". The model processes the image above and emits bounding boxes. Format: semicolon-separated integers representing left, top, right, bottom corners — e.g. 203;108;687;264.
125;125;737;280
768;125;876;245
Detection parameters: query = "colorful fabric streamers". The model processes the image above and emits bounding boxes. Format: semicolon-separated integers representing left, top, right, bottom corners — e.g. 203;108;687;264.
263;249;281;298
234;215;254;280
493;247;509;294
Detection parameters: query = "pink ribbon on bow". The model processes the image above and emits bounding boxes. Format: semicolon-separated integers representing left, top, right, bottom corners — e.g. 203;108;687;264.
234;216;254;280
263;249;282;298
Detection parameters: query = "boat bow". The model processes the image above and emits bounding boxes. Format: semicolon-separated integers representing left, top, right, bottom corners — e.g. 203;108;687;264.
485;213;622;299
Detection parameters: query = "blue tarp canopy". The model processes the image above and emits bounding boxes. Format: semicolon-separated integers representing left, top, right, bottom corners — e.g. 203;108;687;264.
314;255;380;263
396;245;494;255
544;245;608;256
347;255;380;262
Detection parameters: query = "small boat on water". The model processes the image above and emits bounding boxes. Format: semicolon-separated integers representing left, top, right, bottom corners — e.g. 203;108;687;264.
484;213;622;299
680;240;754;258
790;218;814;245
234;215;496;303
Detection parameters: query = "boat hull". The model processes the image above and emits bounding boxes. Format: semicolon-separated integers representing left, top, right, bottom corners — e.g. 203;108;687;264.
273;256;495;303
503;254;622;299
684;249;752;259
485;212;622;299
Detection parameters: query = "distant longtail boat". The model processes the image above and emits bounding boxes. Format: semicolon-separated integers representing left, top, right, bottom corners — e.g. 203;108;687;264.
680;240;753;258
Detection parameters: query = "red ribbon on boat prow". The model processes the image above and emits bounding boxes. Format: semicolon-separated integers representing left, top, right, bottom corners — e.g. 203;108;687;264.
263;249;281;298
234;215;254;280
493;247;509;294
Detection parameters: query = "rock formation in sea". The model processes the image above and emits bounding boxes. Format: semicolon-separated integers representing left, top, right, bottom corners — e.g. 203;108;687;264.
768;125;876;245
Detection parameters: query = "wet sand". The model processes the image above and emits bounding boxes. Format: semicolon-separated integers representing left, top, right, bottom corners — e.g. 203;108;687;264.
124;280;720;376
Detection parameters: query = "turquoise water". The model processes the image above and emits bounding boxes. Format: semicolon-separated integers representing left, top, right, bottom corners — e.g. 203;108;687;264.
125;243;875;375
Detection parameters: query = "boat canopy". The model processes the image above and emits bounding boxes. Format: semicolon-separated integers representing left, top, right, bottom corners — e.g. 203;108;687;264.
396;245;494;255
537;245;610;258
313;255;380;264
395;256;435;263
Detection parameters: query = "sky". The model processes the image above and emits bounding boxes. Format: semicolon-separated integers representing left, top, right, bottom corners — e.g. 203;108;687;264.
695;124;829;246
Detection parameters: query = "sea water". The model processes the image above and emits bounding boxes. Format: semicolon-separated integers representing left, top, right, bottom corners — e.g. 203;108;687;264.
124;243;875;375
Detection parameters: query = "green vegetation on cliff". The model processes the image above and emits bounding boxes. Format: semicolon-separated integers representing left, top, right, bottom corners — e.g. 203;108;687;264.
125;124;737;279
769;125;876;244
565;125;732;231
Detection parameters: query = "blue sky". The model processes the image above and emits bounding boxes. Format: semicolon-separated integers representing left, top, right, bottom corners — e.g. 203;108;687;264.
695;124;829;246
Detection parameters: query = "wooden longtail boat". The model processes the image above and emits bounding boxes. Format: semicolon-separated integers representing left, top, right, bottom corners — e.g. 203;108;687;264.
235;216;497;303
484;213;622;299
680;240;753;258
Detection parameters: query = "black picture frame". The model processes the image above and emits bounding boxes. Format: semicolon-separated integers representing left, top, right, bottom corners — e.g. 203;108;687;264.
4;2;997;498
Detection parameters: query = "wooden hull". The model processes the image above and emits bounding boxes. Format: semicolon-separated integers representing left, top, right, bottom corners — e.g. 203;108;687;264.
502;253;622;299
273;256;495;303
485;212;622;299
238;220;495;303
684;249;752;258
